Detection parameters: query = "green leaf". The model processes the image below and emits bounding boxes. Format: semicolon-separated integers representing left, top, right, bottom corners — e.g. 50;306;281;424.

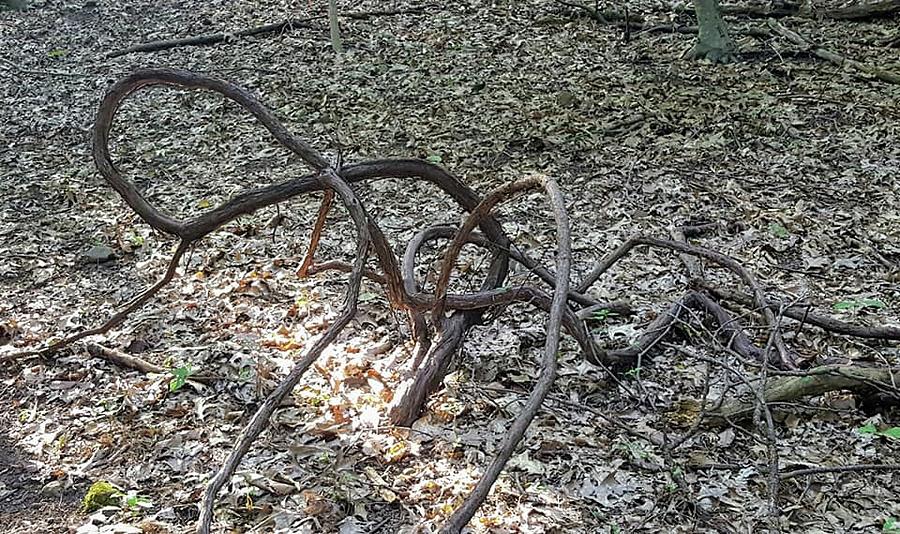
197;198;211;209
878;427;900;441
169;365;193;392
47;48;68;58
590;309;619;322
884;517;900;533
768;222;789;238
127;233;145;247
834;298;887;312
426;154;442;164
123;492;152;510
858;423;878;435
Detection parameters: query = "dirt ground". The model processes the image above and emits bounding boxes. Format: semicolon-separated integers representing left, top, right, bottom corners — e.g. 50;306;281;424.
1;0;899;532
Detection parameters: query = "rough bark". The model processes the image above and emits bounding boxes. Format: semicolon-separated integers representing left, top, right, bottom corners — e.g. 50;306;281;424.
708;365;900;423
687;0;737;62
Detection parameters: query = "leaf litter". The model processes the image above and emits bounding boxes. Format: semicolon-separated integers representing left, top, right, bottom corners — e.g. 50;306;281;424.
1;0;899;532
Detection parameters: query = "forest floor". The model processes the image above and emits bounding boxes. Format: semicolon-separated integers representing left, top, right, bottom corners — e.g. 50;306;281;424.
1;0;899;532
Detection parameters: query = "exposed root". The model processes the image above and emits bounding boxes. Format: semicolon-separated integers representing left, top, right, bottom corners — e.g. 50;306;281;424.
439;175;572;534
3;240;190;362
578;236;796;368
196;167;372;534
683;43;737;63
14;68;899;533
605;290;765;364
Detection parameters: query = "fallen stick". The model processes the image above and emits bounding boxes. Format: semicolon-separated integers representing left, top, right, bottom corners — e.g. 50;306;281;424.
106;6;433;58
824;0;900;20
85;343;219;384
107;18;322;59
780;463;900;481
768;20;900;84
701;282;900;341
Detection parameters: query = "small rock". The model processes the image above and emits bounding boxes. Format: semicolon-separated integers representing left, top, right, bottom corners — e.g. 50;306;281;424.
41;479;65;496
557;90;576;107
125;339;150;354
83;245;116;263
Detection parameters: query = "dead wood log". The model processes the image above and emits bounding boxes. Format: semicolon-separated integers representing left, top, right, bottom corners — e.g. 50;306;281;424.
106;6;433;58
707;364;900;423
701;283;900;341
822;0;900;20
768;20;900;84
561;0;899;23
687;0;900;20
780;463;900;480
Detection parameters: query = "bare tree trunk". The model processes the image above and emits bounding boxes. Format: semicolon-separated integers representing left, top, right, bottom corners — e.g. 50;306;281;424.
328;0;343;53
686;0;736;62
1;0;28;10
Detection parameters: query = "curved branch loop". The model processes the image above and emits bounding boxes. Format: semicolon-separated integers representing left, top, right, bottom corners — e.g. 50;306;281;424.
93;68;329;238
